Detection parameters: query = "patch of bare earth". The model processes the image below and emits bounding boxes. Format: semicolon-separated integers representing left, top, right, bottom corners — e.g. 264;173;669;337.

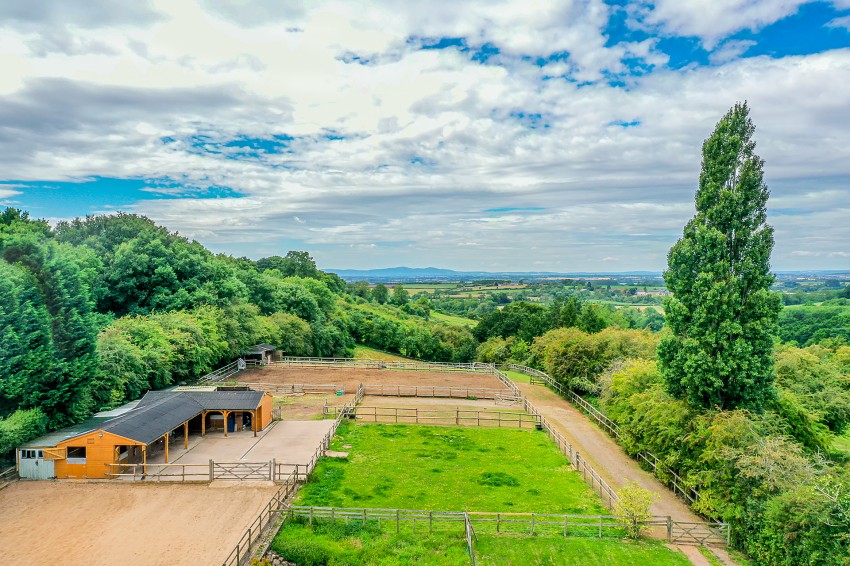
0;481;277;566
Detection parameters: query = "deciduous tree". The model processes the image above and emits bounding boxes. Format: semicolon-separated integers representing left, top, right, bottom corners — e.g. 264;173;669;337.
659;102;782;410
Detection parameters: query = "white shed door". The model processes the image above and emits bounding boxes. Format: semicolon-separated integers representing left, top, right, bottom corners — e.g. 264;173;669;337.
19;449;54;480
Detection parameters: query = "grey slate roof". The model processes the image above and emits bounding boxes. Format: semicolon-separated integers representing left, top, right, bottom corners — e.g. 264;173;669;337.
245;343;277;355
22;389;266;448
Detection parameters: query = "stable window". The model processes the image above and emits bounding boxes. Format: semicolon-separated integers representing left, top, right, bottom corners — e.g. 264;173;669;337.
20;449;36;459
66;446;87;464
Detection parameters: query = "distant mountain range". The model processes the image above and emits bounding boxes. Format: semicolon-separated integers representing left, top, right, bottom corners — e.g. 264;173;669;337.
326;266;663;282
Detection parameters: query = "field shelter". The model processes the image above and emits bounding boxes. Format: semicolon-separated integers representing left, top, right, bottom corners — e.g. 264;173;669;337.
16;387;273;480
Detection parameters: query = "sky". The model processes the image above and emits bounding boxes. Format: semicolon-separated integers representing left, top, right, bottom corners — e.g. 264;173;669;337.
1;1;850;272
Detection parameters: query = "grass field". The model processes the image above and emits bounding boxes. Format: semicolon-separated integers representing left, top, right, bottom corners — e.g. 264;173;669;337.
271;520;694;566
272;519;469;565
430;311;478;328
354;345;414;362
475;535;692;565
296;422;605;514
504;370;532;384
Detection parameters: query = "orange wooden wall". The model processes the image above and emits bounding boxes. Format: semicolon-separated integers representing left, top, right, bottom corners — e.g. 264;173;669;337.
55;431;143;479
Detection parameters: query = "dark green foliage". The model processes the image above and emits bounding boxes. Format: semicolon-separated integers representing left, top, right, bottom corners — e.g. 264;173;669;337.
256;251;319;279
0;408;48;455
371;283;389;304
477;471;520;487
473;301;552;343
660;103;782;411
778;304;850;346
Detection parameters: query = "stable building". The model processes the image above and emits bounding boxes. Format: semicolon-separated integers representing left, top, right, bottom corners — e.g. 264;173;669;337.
17;387;273;480
243;343;279;365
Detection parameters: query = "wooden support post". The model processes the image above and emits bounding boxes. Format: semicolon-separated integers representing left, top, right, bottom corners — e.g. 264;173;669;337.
183;421;189;449
253;410;257;437
201;411;206;437
164;433;169;463
223;411;229;437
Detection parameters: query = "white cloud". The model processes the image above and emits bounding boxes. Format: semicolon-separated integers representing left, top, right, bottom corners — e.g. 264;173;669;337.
630;0;809;48
0;2;848;270
827;15;850;31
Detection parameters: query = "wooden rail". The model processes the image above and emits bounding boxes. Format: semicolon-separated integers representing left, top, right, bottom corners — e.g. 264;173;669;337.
241;382;344;395
275;357;497;373
521;398;620;509
105;462;210;482
507;364;702;507
362;384;509;399
0;465;18;490
282;506;728;546
324;406;540;429
221;470;300;566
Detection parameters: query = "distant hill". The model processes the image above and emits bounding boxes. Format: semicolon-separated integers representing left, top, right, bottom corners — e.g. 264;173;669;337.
326;266;663;282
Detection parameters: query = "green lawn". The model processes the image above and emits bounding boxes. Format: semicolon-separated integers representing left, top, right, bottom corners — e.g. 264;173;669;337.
296;422;606;514
271;521;693;566
430;311;478;328
354;345;414;362
476;535;692;565
504;370;532;384
272;519;469;565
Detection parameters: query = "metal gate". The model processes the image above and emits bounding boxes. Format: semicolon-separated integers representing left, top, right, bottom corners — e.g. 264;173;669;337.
212;461;272;481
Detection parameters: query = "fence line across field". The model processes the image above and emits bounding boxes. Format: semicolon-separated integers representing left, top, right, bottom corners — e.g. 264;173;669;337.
283;506;729;546
506;364;701;506
362;384;511;399
324;405;540;428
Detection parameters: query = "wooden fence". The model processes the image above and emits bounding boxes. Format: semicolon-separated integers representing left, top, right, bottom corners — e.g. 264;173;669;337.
0;465;17;490
521;398;620;509
362;384;509;400
242;382;344;395
464;512;477;566
221;470;300;566
106;462;210;482
507;364;702;507
276;357;495;373
324;406;540;429
282;506;729;552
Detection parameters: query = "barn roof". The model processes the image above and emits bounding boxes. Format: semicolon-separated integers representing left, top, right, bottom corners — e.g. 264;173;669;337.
21;389;267;448
245;343;277;354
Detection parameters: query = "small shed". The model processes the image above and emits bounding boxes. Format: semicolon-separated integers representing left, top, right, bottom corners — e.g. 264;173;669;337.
244;343;279;365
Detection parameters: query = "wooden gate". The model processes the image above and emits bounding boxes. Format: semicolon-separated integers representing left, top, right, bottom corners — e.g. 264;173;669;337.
670;521;730;546
212;461;272;481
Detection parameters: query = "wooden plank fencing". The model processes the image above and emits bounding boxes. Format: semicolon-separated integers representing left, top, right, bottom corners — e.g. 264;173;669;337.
324;406;540;429
221;470;301;566
507;364;702;508
242;382;344;395
105;462;210;482
198;358;264;384
0;465;18;491
363;384;509;400
281;505;729;559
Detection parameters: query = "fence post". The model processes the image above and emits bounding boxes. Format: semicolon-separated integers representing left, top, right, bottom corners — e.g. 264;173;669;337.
270;459;275;482
396;509;400;533
667;516;673;542
497;513;500;532
599;516;603;538
430;511;433;534
531;513;535;535
209;459;214;482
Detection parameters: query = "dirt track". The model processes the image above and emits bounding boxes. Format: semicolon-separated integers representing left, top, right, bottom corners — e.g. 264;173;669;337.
518;382;702;523
0;481;277;566
238;367;507;393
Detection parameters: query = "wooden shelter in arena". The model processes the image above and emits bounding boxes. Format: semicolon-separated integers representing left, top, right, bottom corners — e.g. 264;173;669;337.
17;387;273;480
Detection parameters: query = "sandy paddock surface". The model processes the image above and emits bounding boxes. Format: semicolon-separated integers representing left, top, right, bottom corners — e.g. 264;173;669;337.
238;367;508;393
0;481;277;566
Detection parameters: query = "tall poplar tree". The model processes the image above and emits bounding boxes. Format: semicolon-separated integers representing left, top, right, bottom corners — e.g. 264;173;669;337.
659;102;782;410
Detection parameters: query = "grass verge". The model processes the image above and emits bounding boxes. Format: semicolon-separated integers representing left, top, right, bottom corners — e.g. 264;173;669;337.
475;535;693;565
